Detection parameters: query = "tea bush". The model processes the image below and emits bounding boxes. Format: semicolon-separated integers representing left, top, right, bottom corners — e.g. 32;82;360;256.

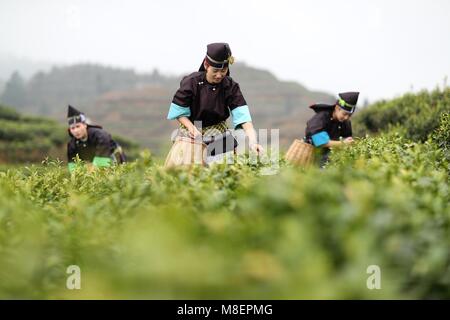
0;90;449;299
353;88;450;142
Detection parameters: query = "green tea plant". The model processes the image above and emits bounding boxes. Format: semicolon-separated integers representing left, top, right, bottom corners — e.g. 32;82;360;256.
353;88;450;142
0;90;449;299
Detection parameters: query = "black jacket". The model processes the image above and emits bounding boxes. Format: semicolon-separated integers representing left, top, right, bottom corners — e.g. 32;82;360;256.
67;126;115;163
172;72;247;127
305;104;352;144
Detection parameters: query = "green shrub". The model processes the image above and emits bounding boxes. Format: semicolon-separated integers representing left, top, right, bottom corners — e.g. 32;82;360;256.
353;88;450;142
0;132;448;299
0;90;449;299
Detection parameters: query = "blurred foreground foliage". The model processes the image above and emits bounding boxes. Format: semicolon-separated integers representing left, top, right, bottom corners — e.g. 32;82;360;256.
0;90;449;299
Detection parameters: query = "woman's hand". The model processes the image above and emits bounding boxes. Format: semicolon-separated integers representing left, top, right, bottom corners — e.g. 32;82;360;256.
189;126;202;139
250;143;264;154
242;122;264;154
86;163;96;173
343;137;354;144
324;137;353;148
177;117;202;139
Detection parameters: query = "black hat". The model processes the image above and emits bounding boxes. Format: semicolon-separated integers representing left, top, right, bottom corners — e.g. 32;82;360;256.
309;91;360;114
309;103;335;113
199;43;234;75
337;92;359;114
67;105;86;125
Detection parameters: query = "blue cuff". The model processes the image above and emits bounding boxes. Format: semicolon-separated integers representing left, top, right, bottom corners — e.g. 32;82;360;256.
167;103;191;120
231;105;252;128
311;131;330;147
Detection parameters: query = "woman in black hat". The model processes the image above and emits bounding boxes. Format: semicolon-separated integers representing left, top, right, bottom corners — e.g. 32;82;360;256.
304;92;359;167
67;105;126;171
166;42;263;166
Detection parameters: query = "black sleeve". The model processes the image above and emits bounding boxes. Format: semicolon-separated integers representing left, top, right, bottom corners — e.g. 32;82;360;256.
92;129;113;157
342;120;352;137
227;79;247;110
305;112;329;136
172;76;194;107
67;140;76;162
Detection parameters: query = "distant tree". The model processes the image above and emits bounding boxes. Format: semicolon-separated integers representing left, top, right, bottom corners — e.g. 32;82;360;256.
1;71;27;110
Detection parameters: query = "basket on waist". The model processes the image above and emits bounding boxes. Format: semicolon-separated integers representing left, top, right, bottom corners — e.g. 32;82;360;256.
164;136;207;168
285;139;315;167
164;121;229;168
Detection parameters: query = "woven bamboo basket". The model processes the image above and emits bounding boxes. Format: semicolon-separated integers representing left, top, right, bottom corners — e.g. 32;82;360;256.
284;139;315;167
164;136;207;168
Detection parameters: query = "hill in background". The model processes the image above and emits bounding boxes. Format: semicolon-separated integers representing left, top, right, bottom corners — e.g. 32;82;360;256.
0;104;65;163
1;63;334;154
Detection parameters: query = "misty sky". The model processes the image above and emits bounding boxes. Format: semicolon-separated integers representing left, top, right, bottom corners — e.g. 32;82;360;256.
1;0;449;103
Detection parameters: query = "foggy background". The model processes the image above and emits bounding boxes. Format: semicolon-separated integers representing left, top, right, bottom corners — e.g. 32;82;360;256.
1;0;449;103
